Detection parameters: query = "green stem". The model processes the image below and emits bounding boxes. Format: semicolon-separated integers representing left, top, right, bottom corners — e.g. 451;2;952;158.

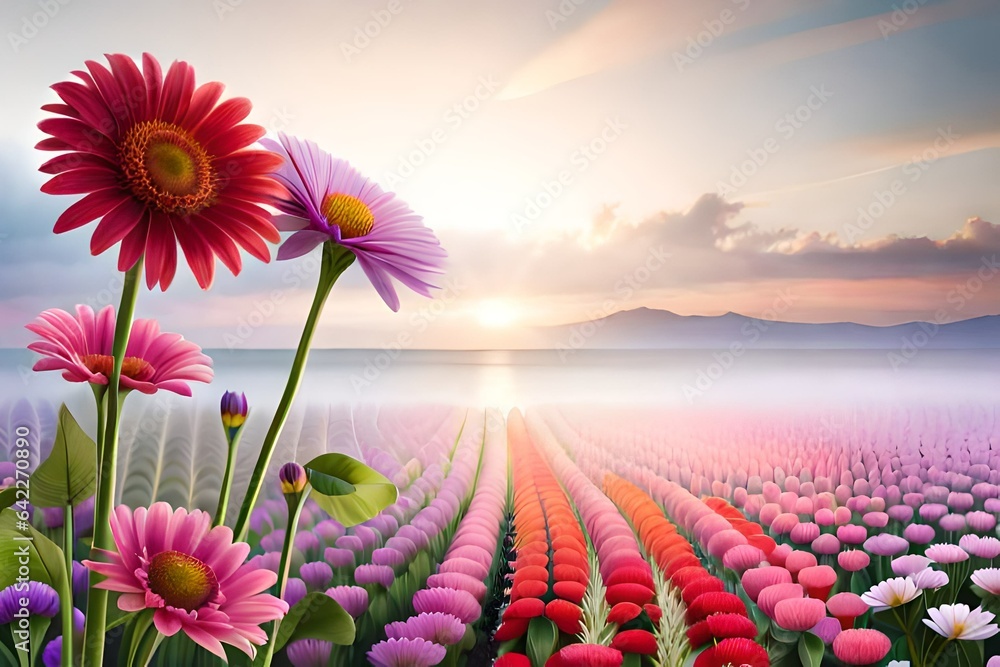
233;243;355;541
258;490;307;666
893;609;919;666
125;611;163;667
82;258;143;667
61;503;73;667
91;384;108;464
213;427;244;527
925;638;951;667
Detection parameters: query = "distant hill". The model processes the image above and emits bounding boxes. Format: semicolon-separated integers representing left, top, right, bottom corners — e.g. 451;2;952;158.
539;308;1000;350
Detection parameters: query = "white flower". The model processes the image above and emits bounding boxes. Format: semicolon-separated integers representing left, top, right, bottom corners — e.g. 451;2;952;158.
861;577;921;611
923;604;999;641
888;661;911;667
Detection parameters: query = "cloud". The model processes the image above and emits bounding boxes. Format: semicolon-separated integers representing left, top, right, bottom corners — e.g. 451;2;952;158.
499;0;995;100
439;193;1000;304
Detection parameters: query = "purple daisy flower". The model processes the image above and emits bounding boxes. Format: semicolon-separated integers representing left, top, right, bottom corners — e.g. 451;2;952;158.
261;133;447;312
355;564;395;589
0;581;60;622
367;638;447;667
412;587;482;624
324;547;356;569
372;547;408;569
283;577;308;608
326;585;369;619
299;561;334;591
385;612;466;645
864;534;909;557
286;639;333;667
41;609;85;667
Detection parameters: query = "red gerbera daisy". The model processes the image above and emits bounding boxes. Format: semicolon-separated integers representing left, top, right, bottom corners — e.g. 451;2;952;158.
38;53;286;290
610;629;658;655
694;637;770;667
546;644;623;667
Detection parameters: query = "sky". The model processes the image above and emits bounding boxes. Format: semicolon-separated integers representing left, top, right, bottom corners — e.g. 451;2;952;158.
1;0;999;349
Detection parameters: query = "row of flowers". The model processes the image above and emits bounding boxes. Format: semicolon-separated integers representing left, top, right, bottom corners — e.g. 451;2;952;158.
602;473;768;667
526;412;662;664
492;410;593;667
367;408;509;667
285;410;487;665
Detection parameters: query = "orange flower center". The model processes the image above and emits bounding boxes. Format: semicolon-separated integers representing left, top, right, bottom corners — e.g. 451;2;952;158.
321;193;374;239
80;354;155;382
147;550;219;611
120;120;217;215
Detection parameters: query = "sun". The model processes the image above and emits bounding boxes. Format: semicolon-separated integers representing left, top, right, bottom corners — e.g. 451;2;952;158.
475;299;522;328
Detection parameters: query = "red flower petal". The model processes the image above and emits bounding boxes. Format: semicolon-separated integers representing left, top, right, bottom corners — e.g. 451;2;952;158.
607;602;642;625
514;580;548;600
545;599;583;635
686;592;748;625
605;565;654;590
606;583;655;607
552;580;586;604
552;564;588;586
693;637;769;667
504;597;545;620
494;618;530;642
681;576;726;606
496;653;532;667
493;653;531;667
610;629;658;655
545;644;623;667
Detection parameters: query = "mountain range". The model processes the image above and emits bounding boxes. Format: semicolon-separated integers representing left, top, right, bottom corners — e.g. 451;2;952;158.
538;308;1000;350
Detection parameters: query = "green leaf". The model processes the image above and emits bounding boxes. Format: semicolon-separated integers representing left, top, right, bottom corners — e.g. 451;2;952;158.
525;617;557;667
275;592;355;651
0;509;66;592
954;638;984;667
30;616;51;667
850;569;872;596
7;624;28;667
770;624;801;645
0;487;17;512
888;634;908;660
798;632;824;667
0;639;18;667
304;454;397;527
30;405;97;508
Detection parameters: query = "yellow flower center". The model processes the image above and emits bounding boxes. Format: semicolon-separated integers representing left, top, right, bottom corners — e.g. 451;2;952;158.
321;193;374;239
951;621;965;639
81;354;154;382
120;120;217;215
147;550;219;611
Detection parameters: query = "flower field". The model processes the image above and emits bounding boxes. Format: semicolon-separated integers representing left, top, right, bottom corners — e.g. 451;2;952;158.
4;48;998;667
5;398;1000;666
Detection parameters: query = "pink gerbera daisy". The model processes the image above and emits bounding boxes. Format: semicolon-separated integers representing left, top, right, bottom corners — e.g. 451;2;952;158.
83;503;288;660
260;133;446;311
26;305;212;396
38;53;286;290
